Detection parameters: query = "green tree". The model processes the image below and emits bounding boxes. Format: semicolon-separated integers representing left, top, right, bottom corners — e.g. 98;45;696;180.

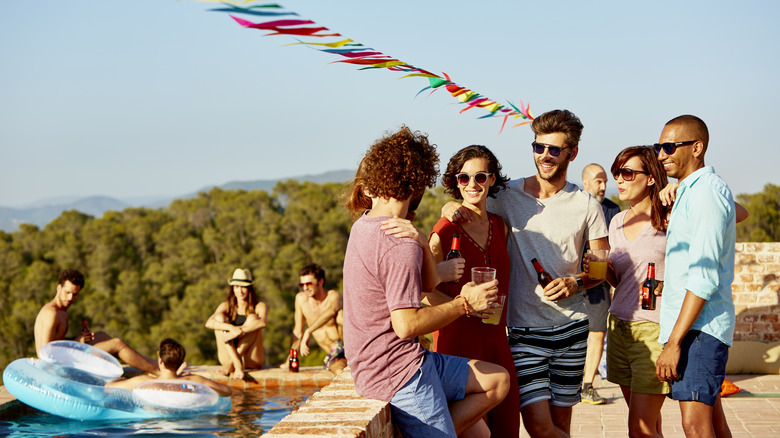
737;184;780;242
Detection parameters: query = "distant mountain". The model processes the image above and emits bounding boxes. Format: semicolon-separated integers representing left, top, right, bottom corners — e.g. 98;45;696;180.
0;196;130;232
195;169;356;196
0;170;355;232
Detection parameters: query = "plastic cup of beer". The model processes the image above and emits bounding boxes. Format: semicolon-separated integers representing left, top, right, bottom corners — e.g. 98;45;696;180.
587;249;609;280
482;294;505;325
471;267;496;284
471;267;502;325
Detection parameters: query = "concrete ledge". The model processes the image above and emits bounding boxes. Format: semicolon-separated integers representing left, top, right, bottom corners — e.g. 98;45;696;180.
726;341;780;374
189;365;336;390
265;368;397;438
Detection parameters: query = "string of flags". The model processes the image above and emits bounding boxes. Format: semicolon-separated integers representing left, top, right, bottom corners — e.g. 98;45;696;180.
201;0;534;133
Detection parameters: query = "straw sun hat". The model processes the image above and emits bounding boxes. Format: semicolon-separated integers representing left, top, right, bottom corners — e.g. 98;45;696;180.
227;268;254;286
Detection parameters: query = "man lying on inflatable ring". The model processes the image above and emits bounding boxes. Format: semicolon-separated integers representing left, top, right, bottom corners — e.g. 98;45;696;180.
107;338;232;397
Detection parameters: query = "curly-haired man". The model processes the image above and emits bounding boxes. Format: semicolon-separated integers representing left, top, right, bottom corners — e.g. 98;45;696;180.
343;126;509;437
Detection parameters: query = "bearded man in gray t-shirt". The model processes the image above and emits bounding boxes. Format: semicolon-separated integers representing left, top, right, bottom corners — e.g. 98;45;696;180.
445;110;609;438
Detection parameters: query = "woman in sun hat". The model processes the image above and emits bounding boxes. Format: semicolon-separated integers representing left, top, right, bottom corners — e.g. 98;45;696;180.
205;268;267;380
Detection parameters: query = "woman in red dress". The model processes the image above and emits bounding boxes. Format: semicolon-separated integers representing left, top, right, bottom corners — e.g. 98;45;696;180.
428;145;520;438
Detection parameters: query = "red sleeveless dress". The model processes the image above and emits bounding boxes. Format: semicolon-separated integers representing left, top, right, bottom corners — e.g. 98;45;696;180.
430;214;520;437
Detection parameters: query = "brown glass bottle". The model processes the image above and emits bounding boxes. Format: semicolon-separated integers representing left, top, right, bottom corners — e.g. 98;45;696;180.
641;263;658;310
531;258;553;287
446;233;462;284
289;349;299;373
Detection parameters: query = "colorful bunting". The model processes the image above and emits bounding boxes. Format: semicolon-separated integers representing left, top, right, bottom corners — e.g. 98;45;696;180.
208;1;533;132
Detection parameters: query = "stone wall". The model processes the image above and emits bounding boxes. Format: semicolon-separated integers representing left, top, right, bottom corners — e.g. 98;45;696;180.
733;242;780;342
264;368;395;437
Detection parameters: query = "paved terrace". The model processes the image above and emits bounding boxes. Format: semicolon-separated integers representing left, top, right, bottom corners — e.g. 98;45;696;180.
562;374;780;438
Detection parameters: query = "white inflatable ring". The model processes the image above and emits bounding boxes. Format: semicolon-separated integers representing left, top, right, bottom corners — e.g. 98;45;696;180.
38;340;123;381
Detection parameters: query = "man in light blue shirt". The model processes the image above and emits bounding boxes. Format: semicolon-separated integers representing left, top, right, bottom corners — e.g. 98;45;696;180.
654;115;736;437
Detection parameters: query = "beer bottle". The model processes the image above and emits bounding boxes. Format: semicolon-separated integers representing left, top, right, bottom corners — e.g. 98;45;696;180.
641;263;658;310
531;258;553;287
289;349;299;373
446;233;462;284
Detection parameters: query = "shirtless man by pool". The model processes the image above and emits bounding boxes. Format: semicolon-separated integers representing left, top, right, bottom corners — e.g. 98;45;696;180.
289;264;347;374
34;268;158;375
107;338;231;397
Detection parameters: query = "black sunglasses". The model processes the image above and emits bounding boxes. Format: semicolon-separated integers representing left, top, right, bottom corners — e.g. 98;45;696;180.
613;168;650;182
653;140;696;155
298;281;314;288
532;141;570;157
456;172;492;186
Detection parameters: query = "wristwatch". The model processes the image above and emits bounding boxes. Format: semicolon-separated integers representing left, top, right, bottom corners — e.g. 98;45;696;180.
575;276;584;291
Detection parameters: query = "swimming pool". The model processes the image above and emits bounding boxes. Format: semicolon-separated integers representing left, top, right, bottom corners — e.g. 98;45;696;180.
0;387;310;437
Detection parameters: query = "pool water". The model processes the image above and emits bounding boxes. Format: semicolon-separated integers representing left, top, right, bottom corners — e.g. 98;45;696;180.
0;387;310;437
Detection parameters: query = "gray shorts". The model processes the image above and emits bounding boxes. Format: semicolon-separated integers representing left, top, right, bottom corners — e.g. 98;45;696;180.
584;282;611;332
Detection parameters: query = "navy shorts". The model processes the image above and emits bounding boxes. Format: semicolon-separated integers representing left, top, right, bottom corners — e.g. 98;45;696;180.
670;330;729;406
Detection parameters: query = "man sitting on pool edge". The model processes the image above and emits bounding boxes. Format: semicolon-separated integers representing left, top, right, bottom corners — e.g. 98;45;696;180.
34;269;159;375
107;338;232;397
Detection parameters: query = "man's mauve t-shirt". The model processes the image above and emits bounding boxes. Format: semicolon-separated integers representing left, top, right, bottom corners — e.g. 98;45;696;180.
342;214;425;402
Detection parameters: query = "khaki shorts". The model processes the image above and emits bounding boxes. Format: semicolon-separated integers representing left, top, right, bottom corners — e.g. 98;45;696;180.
606;314;671;395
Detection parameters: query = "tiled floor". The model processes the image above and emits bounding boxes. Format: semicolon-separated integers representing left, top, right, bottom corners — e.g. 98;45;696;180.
520;374;780;437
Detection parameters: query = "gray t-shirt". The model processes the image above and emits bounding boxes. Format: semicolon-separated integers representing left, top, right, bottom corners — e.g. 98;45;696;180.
488;178;608;327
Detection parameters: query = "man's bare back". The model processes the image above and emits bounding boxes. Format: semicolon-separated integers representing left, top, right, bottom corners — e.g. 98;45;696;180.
34;300;70;352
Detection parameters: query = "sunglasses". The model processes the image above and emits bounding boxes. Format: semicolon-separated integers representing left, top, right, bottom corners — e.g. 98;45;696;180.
456;172;492;186
653;140;696;155
613;168;650;182
532;141;570;157
298;282;314;288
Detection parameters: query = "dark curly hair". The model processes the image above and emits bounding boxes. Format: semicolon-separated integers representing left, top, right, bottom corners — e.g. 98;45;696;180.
531;109;584;148
610;146;669;232
299;263;325;282
58;269;85;288
442;145;509;200
360;126;439;201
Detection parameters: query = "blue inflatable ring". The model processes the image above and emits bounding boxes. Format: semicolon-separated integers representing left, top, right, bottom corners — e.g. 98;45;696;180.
2;341;230;420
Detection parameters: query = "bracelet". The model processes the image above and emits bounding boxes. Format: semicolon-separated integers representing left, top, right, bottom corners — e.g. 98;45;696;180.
454;295;470;317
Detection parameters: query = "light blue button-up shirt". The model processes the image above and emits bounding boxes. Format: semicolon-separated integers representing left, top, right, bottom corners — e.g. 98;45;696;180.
659;166;736;346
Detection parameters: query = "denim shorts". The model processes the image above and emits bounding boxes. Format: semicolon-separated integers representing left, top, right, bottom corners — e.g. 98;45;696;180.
670;330;729;406
389;350;469;437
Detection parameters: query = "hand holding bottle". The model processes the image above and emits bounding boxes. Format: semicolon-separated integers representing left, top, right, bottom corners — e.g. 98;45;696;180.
79;318;94;344
437;258;465;284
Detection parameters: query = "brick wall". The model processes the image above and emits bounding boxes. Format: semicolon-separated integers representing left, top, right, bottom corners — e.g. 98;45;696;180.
733;242;780;342
265;368;396;438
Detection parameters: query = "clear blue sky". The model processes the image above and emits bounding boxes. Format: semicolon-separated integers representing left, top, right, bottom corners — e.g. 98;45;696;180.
2;0;778;207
